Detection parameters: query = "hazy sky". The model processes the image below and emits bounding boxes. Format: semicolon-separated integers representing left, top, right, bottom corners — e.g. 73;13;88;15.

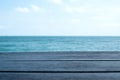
0;0;120;36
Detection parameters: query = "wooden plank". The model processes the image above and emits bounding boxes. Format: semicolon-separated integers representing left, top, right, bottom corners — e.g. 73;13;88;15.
1;52;120;60
0;73;120;80
0;61;120;72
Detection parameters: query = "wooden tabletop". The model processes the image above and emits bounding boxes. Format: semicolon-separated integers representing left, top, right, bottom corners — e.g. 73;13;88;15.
1;51;120;80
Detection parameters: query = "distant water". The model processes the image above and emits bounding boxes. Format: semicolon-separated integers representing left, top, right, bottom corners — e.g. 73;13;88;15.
0;36;120;52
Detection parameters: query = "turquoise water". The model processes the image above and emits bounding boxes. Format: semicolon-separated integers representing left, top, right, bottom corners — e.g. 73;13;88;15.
0;36;120;52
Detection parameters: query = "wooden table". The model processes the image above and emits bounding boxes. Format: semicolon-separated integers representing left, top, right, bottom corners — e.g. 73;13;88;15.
1;51;120;80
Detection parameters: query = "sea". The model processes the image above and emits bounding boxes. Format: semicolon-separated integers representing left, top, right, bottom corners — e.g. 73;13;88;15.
0;36;120;52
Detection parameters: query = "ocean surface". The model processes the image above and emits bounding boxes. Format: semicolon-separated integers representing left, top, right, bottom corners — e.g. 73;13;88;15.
0;36;120;52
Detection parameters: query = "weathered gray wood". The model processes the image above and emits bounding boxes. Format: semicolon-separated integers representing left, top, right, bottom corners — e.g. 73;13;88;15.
1;52;120;60
1;52;120;80
1;61;120;71
0;73;120;80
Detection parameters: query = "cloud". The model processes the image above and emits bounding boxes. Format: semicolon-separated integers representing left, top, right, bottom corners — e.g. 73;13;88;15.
47;18;80;25
75;6;91;13
16;5;41;13
31;5;41;12
64;5;92;14
48;19;57;24
91;15;108;21
63;4;120;24
89;6;120;22
16;7;30;13
94;23;120;34
63;19;81;24
69;19;81;24
51;0;91;14
64;6;73;13
52;0;63;5
70;0;79;2
63;2;120;16
97;23;120;27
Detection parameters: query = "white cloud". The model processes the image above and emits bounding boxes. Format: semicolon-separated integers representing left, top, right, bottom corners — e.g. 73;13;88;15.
95;23;120;34
16;7;30;13
51;0;91;14
64;5;92;14
31;5;40;12
70;0;79;2
16;5;41;13
52;0;63;5
69;19;81;24
89;6;120;22
47;18;81;25
64;6;73;13
83;22;120;35
89;6;120;17
58;19;81;25
48;19;57;24
74;6;87;13
97;23;120;27
91;15;108;21
63;4;120;16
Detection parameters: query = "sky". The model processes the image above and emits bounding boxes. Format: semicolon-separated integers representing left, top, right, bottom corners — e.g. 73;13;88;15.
0;0;120;36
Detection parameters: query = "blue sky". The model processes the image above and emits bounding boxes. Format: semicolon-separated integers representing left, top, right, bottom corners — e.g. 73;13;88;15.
0;0;120;36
